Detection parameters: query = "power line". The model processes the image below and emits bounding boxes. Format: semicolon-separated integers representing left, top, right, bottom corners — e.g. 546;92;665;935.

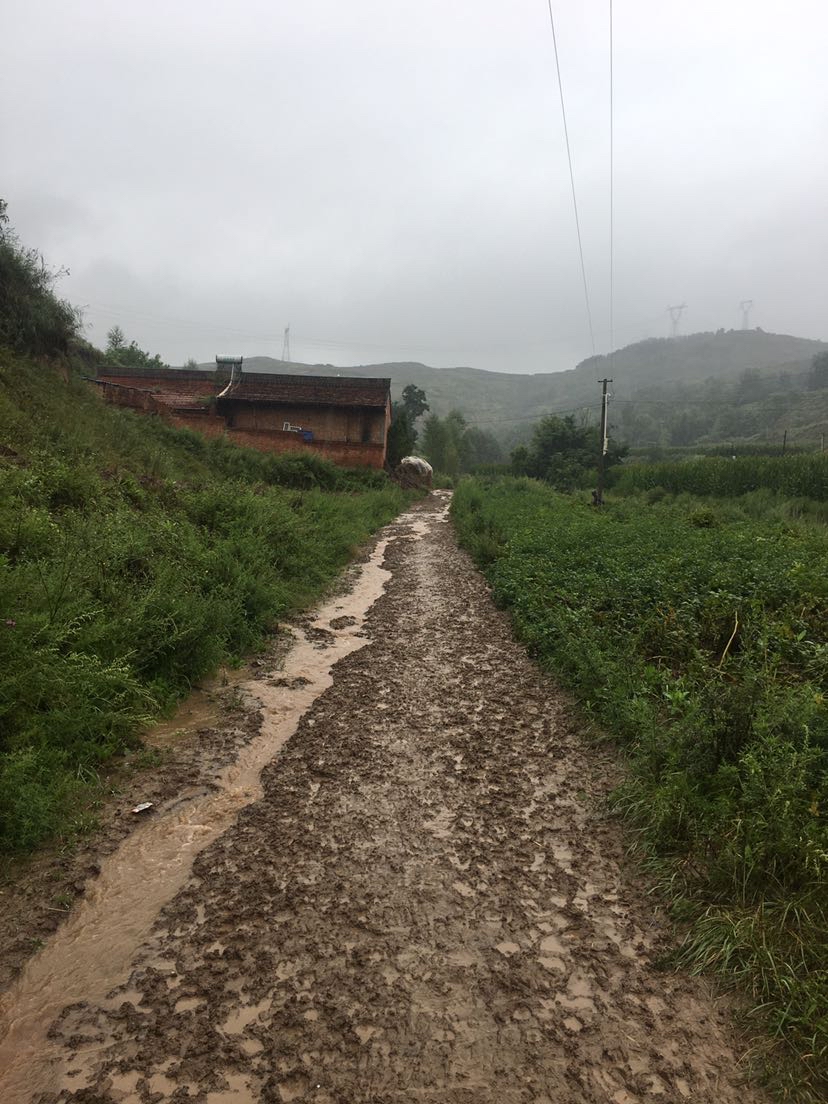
545;1;596;356
82;300;665;358
470;403;602;427
609;0;614;370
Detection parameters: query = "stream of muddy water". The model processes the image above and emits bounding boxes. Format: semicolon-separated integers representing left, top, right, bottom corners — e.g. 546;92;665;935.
0;507;431;1102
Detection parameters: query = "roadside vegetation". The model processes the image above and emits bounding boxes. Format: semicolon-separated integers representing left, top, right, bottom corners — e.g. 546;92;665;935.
0;351;409;854
452;474;827;1100
0;200;414;856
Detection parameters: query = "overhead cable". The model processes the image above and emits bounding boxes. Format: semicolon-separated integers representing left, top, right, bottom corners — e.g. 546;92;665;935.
545;1;596;356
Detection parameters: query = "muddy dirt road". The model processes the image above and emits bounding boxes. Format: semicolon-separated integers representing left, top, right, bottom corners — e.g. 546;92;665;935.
0;493;764;1103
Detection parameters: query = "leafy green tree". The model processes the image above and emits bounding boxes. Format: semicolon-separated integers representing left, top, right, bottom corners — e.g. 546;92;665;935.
104;326;168;370
463;426;503;467
513;414;626;491
386;384;430;468
420;413;450;471
669;410;707;447
421;410;468;474
401;383;429;421
511;444;530;475
105;326;125;353
387;403;417;467
420;409;505;475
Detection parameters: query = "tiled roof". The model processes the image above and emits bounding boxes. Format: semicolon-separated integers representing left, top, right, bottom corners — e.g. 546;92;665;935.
96;374;216;410
157;392;213;412
98;366;218;382
217;374;391;409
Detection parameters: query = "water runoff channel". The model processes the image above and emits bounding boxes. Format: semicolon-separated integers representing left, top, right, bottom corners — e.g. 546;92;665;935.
0;502;443;1102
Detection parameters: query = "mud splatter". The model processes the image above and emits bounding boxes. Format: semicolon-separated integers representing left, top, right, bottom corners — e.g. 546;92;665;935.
0;493;764;1103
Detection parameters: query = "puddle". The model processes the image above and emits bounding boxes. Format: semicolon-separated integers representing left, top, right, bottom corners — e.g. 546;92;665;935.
144;687;225;749
221;995;271;1035
0;504;434;1103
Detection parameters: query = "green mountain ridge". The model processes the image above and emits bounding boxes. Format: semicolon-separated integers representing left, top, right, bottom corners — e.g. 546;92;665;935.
196;330;827;445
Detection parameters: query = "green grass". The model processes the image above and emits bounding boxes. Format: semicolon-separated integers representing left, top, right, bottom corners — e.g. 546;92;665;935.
452;477;828;1100
0;349;412;854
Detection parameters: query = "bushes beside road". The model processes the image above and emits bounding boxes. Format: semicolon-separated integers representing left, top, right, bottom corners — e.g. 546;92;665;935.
0;351;409;853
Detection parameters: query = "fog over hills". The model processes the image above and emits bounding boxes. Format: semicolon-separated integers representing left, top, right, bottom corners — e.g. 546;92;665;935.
197;330;827;443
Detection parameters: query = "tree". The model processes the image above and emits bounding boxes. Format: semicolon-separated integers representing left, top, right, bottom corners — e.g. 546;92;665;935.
387;403;416;467
184;357;200;371
421;413;452;472
463;426;503;467
106;326;125;354
386;384;430;468
512;414;626;491
103;327;168;370
809;351;828;390
400;383;429;421
419;409;505;474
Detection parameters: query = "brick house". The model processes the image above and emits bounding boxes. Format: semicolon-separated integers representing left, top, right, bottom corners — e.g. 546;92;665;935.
93;366;392;469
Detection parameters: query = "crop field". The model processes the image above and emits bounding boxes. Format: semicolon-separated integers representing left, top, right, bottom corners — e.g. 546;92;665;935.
453;477;828;1098
611;452;828;501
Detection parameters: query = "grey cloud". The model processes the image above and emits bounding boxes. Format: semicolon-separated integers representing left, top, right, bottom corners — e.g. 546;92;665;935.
2;0;826;373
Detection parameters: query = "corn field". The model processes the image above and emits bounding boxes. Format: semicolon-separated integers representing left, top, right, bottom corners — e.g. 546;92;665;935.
611;453;828;500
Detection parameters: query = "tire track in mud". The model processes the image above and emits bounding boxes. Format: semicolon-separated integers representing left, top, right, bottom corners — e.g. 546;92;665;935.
7;493;764;1103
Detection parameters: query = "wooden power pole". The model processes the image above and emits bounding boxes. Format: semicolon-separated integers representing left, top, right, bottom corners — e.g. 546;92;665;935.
595;377;613;506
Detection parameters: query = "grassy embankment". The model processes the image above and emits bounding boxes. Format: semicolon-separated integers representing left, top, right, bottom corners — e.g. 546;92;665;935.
0;350;411;855
452;469;827;1101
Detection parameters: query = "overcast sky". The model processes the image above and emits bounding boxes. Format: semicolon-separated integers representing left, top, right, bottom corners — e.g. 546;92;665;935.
2;1;826;373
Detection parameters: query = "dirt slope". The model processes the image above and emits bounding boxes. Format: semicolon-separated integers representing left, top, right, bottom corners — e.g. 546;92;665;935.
6;494;764;1103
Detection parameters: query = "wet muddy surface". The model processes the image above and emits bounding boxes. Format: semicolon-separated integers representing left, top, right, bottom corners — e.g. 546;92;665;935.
0;493;765;1103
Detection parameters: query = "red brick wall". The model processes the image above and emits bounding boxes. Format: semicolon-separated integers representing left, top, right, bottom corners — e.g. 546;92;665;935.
97;374;217;399
93;376;390;468
226;428;386;469
168;412;227;438
226;403;386;447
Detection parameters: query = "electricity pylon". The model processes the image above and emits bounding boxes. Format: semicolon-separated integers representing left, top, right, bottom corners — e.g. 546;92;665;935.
667;304;687;338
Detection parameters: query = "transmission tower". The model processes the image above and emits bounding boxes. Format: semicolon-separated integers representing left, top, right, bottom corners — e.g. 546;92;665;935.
740;300;754;330
667;304;687;338
281;325;291;363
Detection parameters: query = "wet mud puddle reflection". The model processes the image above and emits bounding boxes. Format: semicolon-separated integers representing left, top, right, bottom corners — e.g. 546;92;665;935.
0;505;435;1103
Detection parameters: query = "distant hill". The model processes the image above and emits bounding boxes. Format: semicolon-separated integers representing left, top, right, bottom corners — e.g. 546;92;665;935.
198;356;566;434
195;330;828;446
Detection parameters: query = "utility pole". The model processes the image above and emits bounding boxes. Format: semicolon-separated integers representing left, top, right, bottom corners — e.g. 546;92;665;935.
667;304;687;338
281;325;291;363
782;429;787;456
740;299;753;330
594;377;613;506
